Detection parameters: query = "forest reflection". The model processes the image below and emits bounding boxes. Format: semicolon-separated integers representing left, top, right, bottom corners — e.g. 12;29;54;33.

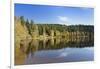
19;37;94;54
15;36;94;65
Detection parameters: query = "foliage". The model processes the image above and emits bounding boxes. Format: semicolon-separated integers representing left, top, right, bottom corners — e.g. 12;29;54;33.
15;16;94;39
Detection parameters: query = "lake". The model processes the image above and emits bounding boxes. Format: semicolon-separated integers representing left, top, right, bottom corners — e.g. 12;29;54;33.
15;37;94;65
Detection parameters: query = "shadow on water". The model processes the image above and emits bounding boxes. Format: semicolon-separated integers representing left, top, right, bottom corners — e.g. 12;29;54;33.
15;36;94;65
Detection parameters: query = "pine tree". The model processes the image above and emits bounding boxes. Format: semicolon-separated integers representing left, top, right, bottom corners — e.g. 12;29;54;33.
20;16;25;26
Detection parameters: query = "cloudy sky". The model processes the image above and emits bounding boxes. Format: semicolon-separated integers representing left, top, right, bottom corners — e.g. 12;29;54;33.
15;4;94;25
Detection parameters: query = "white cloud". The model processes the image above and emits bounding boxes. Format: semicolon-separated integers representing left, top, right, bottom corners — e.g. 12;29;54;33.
58;16;68;22
57;16;69;25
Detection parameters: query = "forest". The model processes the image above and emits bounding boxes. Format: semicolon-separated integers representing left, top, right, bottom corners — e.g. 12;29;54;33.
15;16;94;41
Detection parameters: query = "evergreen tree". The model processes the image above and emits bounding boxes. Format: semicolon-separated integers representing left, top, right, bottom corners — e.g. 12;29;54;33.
20;16;25;26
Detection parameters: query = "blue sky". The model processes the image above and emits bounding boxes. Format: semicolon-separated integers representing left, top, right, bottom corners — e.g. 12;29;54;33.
15;4;94;25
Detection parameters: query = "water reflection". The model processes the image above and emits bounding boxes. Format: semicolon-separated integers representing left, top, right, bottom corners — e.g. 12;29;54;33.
15;37;94;65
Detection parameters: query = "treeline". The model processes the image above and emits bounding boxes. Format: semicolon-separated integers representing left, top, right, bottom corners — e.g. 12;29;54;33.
15;16;94;40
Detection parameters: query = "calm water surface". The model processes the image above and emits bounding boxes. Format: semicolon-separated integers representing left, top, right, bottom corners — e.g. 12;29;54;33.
15;37;94;65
